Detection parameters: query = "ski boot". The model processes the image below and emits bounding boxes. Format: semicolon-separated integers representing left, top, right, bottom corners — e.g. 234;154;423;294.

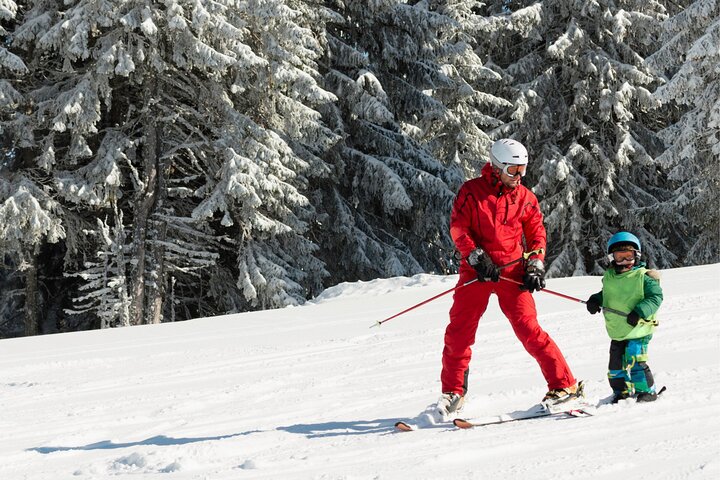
542;380;585;412
611;391;631;404
436;392;465;419
636;391;658;403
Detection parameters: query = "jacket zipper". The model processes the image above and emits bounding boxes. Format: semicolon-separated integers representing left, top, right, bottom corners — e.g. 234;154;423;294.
503;194;510;224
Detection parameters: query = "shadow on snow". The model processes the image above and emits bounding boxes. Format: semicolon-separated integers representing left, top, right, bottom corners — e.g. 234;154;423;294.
30;415;449;452
277;418;448;438
29;430;262;454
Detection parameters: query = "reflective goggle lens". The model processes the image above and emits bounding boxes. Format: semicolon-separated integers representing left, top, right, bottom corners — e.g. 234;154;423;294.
612;249;637;263
503;164;527;177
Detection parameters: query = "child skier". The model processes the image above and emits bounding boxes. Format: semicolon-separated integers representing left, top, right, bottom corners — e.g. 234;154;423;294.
586;231;663;403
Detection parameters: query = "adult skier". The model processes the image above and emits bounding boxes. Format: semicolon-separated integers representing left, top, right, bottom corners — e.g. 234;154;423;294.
438;139;579;418
585;232;663;403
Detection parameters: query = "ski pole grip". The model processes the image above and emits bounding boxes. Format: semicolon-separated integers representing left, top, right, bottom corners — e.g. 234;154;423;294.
522;248;544;260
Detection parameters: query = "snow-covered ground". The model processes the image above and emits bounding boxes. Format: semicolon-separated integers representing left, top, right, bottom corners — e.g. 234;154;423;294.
1;264;719;479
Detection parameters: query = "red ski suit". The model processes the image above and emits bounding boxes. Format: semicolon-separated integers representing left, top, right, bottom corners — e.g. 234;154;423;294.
441;163;576;395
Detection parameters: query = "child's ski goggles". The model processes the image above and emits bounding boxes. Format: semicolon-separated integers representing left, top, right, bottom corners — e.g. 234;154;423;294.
609;248;640;264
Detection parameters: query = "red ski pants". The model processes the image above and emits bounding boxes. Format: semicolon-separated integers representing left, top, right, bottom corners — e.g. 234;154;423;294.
441;278;576;395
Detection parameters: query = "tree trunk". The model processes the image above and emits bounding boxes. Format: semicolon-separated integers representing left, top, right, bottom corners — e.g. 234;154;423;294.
147;117;166;325
23;245;40;336
128;121;159;326
148;173;167;325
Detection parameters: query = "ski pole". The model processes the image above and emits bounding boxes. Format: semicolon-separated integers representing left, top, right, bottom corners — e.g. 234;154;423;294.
498;276;628;317
499;248;544;269
370;249;544;328
370;277;478;328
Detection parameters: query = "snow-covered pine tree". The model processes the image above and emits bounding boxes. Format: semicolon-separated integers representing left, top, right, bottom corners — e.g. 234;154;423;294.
0;177;65;335
235;0;339;305
1;1;222;328
0;0;67;335
64;207;131;329
191;0;339;309
316;0;468;283
428;0;515;179
2;0;338;331
486;0;676;275
646;0;720;265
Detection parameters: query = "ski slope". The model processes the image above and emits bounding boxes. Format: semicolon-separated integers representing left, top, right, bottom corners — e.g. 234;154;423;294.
1;264;718;479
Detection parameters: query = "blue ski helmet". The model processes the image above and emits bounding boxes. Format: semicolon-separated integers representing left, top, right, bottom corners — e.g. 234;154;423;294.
607;231;641;254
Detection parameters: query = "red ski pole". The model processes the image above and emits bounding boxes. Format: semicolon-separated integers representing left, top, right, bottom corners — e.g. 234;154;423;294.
370;249;545;328
499;276;628;317
370;278;477;328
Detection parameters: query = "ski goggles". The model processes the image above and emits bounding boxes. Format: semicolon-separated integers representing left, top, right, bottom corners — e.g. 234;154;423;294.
610;248;639;264
501;163;527;177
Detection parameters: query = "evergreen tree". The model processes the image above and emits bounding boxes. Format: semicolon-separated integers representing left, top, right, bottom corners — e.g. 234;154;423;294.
65;207;131;328
317;0;495;283
1;0;338;333
485;0;676;275
426;0;516;177
1;0;715;336
647;0;720;264
213;0;339;307
0;177;65;334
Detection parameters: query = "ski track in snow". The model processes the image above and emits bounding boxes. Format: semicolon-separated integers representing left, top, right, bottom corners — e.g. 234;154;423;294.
0;265;718;479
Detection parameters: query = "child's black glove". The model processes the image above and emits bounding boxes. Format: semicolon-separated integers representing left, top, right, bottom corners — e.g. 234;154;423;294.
626;311;640;327
586;298;601;314
467;248;499;282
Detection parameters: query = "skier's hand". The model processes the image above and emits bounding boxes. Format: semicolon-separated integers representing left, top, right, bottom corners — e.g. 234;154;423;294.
626;310;640;327
586;298;601;314
521;258;545;293
467;248;499;282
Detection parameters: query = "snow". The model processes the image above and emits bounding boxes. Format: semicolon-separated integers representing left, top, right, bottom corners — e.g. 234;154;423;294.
1;264;719;479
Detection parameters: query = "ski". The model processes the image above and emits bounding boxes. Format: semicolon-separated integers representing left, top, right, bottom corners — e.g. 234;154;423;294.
394;419;453;432
397;386;666;432
647;385;667;399
453;408;592;429
394;421;415;432
598;385;667;405
394;406;590;432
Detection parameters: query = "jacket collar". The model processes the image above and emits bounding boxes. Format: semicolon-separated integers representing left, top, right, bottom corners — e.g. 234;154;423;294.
611;262;647;275
481;162;520;197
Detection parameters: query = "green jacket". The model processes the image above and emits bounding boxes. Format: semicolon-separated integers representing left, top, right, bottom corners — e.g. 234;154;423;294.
589;263;663;341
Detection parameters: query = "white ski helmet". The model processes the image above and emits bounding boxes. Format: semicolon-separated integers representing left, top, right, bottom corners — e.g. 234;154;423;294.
489;139;529;177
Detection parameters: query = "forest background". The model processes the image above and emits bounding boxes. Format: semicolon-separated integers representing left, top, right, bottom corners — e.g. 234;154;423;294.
0;0;717;337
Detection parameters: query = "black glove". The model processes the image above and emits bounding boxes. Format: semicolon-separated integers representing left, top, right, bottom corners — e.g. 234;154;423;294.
467;248;499;282
586;297;601;314
521;258;546;293
626;311;640;327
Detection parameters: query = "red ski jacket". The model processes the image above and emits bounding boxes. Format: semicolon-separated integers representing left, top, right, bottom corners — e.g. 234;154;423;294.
450;163;546;282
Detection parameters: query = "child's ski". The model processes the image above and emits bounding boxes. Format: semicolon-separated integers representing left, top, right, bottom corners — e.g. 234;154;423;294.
598;385;667;405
